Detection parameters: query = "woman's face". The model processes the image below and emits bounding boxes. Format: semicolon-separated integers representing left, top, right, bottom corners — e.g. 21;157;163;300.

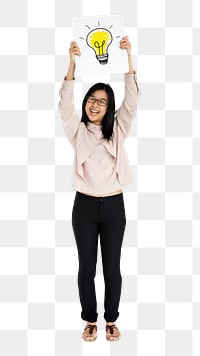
85;90;108;126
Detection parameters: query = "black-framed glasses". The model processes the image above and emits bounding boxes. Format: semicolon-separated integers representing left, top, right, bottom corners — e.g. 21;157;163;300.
86;96;109;107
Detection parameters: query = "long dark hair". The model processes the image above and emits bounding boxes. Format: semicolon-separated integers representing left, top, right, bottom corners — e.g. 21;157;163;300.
81;83;116;141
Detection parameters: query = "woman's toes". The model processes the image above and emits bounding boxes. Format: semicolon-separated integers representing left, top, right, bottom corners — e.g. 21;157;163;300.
82;326;97;341
106;324;121;341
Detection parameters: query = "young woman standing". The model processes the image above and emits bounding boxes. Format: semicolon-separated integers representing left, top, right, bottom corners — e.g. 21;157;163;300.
58;36;140;341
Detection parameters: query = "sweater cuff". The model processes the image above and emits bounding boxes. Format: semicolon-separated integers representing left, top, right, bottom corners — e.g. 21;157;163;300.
124;72;139;92
124;72;137;82
64;76;75;81
59;78;75;97
61;78;75;89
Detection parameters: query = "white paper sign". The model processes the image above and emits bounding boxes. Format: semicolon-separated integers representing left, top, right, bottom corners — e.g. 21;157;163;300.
72;15;129;76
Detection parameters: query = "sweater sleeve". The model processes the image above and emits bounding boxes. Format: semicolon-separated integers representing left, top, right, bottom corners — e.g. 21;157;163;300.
116;72;140;139
58;79;80;148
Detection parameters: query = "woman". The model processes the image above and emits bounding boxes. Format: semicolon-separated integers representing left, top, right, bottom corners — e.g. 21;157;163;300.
58;36;140;341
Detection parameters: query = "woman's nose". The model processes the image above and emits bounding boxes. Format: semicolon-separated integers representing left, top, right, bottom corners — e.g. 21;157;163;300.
91;100;98;107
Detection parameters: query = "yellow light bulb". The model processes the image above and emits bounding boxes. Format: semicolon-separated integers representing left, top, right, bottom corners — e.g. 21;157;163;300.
86;28;113;65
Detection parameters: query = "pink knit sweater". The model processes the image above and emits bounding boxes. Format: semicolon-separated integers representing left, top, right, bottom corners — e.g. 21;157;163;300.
58;73;140;195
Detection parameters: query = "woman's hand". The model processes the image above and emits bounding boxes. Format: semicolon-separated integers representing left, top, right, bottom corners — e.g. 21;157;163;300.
69;41;81;62
119;36;131;56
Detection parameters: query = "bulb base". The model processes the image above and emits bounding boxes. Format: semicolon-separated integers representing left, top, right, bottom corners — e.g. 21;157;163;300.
96;54;108;65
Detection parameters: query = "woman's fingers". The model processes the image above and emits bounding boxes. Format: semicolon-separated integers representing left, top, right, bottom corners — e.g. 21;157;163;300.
120;36;131;48
120;36;129;42
69;41;81;56
119;36;131;54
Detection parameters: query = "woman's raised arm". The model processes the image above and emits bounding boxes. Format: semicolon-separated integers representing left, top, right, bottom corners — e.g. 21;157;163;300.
58;41;81;148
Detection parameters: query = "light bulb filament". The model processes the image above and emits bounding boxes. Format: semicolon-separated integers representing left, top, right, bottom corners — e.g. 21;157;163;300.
94;40;105;56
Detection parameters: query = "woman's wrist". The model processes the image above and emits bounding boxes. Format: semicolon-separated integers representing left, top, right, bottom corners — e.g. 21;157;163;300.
127;54;135;74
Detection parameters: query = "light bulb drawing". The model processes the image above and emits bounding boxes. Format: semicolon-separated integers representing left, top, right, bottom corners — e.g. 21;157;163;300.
79;21;121;66
86;28;113;65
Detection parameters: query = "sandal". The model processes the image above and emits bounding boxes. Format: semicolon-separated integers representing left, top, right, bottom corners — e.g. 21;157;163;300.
82;324;97;342
106;324;121;341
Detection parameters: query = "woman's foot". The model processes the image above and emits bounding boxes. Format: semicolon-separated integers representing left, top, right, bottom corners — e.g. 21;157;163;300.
82;322;97;342
106;322;121;341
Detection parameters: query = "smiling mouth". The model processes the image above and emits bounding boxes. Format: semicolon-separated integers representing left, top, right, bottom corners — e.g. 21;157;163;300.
90;109;99;115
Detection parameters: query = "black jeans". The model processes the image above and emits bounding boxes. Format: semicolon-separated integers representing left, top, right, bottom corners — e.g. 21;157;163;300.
72;191;126;322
